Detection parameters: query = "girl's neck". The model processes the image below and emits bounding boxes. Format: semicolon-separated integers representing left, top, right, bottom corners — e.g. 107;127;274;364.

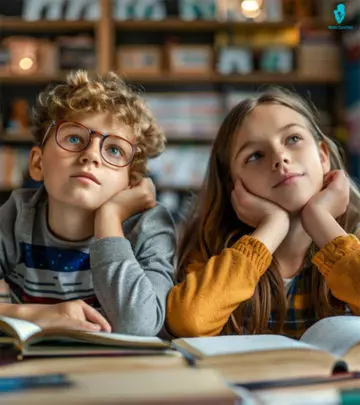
274;214;313;279
47;197;94;242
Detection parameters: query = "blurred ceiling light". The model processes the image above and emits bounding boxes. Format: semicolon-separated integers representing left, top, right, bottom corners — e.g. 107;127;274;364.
19;57;34;71
240;0;262;18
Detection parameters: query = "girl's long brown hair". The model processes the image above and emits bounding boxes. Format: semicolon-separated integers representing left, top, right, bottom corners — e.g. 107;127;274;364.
176;87;360;335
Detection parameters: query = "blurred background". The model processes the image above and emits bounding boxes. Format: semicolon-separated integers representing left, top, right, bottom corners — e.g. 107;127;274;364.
0;0;359;224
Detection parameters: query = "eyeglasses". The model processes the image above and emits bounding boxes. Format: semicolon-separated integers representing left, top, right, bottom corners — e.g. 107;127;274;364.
42;120;136;168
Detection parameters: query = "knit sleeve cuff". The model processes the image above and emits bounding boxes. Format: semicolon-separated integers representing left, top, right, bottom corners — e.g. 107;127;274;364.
312;234;360;277
231;235;272;276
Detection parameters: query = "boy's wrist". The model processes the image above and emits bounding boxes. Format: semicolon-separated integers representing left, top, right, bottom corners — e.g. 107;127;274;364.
94;205;125;239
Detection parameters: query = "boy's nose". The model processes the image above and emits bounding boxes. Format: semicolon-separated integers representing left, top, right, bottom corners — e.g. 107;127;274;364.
79;138;102;166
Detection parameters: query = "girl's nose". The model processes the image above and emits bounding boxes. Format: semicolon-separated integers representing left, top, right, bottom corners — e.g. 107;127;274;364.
272;152;290;171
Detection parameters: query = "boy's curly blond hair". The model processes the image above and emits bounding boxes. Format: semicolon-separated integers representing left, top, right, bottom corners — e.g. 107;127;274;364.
31;70;165;184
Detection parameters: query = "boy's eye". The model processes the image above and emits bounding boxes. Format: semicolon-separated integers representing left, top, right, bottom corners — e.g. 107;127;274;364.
66;135;81;144
106;145;123;157
246;152;262;163
287;135;301;144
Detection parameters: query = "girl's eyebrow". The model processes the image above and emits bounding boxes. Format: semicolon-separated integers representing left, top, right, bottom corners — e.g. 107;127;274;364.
234;123;306;160
235;140;257;160
279;123;307;132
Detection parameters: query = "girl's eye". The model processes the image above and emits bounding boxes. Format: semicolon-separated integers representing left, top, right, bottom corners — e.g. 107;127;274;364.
246;152;262;163
287;135;301;144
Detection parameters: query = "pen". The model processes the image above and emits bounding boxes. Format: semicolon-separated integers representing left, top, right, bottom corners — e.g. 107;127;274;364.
0;373;72;393
235;371;360;391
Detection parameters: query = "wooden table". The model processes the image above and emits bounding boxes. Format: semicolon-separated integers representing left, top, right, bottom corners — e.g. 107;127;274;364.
0;354;238;404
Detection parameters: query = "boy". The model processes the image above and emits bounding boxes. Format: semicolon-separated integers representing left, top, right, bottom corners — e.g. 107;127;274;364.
0;70;176;336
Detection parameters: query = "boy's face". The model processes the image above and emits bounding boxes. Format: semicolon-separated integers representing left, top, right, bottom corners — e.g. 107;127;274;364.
230;104;330;214
29;111;134;211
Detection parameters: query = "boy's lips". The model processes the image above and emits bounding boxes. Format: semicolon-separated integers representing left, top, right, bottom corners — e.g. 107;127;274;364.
71;172;100;185
273;173;304;188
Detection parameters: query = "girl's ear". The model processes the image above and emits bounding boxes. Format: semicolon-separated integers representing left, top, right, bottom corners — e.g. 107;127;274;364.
28;146;44;182
319;141;331;175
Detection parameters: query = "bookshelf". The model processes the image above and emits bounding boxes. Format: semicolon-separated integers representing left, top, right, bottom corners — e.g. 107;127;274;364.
0;0;346;214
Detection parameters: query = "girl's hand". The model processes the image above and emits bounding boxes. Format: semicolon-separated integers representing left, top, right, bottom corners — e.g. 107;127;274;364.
231;179;290;253
231;179;289;228
302;170;350;221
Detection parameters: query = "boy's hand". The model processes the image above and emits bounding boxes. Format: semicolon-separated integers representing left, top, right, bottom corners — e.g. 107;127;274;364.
98;177;156;223
302;170;350;223
231;179;289;228
20;300;112;332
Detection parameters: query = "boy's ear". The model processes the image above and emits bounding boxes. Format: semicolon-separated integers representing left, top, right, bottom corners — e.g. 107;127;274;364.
28;146;44;182
319;141;331;175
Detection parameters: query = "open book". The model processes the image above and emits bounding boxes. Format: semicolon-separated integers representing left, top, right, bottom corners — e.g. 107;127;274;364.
171;316;360;383
0;316;176;359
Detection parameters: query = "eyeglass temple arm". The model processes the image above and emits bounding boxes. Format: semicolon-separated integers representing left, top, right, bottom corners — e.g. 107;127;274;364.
41;121;56;146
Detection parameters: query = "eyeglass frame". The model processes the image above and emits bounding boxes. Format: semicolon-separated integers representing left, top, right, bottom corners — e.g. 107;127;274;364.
41;120;137;168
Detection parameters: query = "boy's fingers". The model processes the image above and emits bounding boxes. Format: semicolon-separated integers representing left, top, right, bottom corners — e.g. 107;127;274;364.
82;304;112;333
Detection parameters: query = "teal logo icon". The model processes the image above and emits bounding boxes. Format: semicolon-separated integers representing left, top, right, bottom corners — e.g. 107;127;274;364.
334;4;346;24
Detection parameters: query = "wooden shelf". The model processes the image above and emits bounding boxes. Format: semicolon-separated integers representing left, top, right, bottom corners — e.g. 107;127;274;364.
0;71;341;85
0;133;33;143
121;72;341;85
115;19;300;31
0;71;96;84
0;19;96;31
167;137;214;144
115;18;333;31
0;18;333;33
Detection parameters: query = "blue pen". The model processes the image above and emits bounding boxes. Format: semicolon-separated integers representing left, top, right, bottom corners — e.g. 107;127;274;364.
0;374;72;393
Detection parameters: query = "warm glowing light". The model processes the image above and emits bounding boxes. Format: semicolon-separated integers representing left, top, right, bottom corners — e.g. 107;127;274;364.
241;0;261;12
19;57;34;71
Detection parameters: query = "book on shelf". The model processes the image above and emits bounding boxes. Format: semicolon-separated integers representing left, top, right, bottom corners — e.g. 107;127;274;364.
172;316;360;383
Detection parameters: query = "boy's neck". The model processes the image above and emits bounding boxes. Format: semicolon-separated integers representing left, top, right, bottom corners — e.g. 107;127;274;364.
274;214;312;279
47;197;94;242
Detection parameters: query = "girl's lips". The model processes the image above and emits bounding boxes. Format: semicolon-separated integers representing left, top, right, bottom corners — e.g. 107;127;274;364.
274;174;304;188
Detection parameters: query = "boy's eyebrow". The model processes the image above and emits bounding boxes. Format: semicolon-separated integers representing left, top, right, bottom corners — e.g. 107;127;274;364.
234;123;306;159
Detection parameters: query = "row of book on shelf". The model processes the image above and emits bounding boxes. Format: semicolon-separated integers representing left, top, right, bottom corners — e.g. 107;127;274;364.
0;28;341;78
14;0;340;22
0;90;333;192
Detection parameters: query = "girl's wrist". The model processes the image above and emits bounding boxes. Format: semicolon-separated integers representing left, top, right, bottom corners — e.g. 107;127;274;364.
252;212;289;253
302;208;347;248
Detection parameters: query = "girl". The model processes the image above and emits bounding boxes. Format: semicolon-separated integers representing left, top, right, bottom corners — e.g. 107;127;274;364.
166;87;360;340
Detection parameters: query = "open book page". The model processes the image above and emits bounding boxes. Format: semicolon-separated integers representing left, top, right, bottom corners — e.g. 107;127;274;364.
174;334;318;358
0;315;42;342
30;329;170;348
300;316;360;357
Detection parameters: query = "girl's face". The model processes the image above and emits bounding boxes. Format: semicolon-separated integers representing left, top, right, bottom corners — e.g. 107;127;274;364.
230;104;331;213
